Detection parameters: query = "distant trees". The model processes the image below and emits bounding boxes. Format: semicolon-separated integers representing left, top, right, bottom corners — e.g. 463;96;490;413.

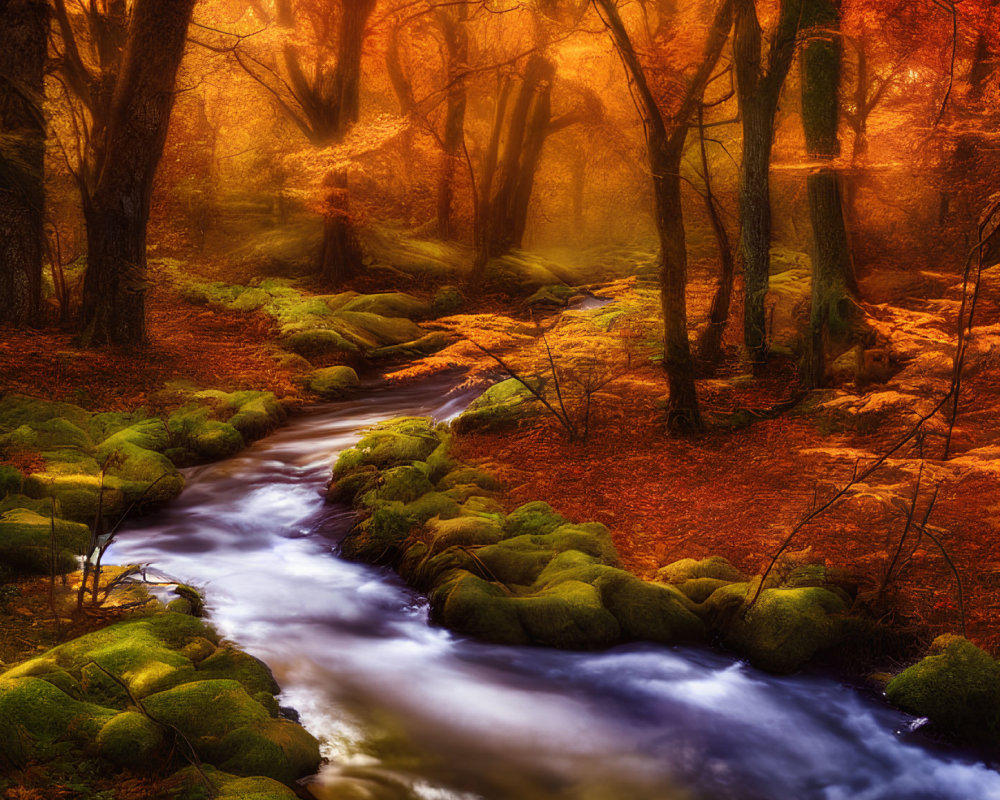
0;0;48;326
53;0;197;345
238;0;377;286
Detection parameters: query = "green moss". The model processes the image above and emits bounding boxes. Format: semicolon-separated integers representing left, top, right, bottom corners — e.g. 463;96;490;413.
425;437;457;482
370;464;435;504
172;766;300;800
342;418;441;472
597;573;704;644
197;645;279;696
0;394;91;430
96;418;169;457
676;577;731;603
503;501;567;538
399;491;461;523
339;292;432;320
885;635;1000;743
431;573;529;645
226;395;286;442
101;441;185;505
142;679;269;742
169;406;245;461
0;676;117;764
308;366;360;399
0;464;23;496
474;539;555;586
437;467;501;492
216;717;322;785
333;311;425;347
96;710;166;767
459;494;505;518
0;507;90;575
427;515;503;553
1;418;93;451
655;556;745;584
705;583;847;673
451;378;543;434
282;328;358;358
514;580;620;649
327;468;377;505
340;506;414;563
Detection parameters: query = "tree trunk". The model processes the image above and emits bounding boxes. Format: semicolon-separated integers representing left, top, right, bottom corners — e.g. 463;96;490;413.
734;0;802;365
329;0;377;141
80;0;196;346
318;170;363;287
0;0;48;326
435;7;468;239
801;0;856;388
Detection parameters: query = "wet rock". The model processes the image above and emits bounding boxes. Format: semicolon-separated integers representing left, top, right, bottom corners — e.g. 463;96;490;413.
283;328;359;359
308;366;360;400
886;635;1000;743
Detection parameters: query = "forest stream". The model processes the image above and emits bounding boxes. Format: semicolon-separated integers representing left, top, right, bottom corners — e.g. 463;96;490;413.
106;377;1000;800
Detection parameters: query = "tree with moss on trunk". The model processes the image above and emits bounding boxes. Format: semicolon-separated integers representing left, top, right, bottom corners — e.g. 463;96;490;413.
0;0;48;327
731;0;803;367
801;0;860;387
595;0;734;431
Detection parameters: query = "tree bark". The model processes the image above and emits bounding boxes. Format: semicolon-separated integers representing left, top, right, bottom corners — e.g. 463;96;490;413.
734;0;802;364
801;0;856;387
596;0;733;431
435;6;468;239
80;0;196;346
318;170;363;286
0;0;48;326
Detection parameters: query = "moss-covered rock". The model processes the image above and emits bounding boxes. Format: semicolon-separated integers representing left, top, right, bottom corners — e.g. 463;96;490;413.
96;710;166;768
426;515;503;553
474;538;555;587
0;507;90;574
399;491;461;523
885;635;1000;743
0;676;117;764
437;466;502;492
216;717;322;785
338;292;432;320
655;556;745;585
451;378;543;434
332;311;425;348
335;417;440;474
101;441;186;506
0;394;91;430
430;573;529;645
96;418;169;457
308;366;360;400
705;583;847;673
340;506;414;563
227;394;287;441
503;501;567;538
515;579;620;649
431;285;464;316
283;328;359;359
168;405;245;461
172;765;301;799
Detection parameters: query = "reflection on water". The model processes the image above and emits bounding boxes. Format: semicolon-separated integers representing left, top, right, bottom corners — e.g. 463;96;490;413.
110;378;1000;800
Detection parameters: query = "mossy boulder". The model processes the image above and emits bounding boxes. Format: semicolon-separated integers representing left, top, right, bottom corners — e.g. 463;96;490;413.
340;506;414;563
437;466;502;492
0;507;91;574
331;311;424;348
367;331;456;361
215;717;322;785
282;328;359;358
474;538;556;586
172;766;300;800
885;635;1000;743
705;583;847;673
168;405;245;461
430;573;529;645
96;418;169;457
426;515;503;553
96;710;166;767
1;418;93;451
451;378;543;434
0;676;117;764
503;501;567;538
334;417;440;475
399;491;461;523
0;464;23;496
655;556;745;585
308;366;360;400
338;292;432;320
431;285;464;316
227;394;287;441
0;394;91;430
101;441;186;505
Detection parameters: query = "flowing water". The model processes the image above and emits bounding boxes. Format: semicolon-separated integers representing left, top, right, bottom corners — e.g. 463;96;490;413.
109;378;1000;800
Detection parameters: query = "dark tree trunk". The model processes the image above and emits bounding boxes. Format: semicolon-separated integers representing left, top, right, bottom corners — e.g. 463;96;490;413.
596;0;733;431
80;0;196;346
435;6;468;239
0;0;48;326
734;0;802;364
318;170;363;286
801;0;856;388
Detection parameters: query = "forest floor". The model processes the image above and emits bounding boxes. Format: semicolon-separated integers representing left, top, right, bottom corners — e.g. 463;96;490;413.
2;252;999;664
